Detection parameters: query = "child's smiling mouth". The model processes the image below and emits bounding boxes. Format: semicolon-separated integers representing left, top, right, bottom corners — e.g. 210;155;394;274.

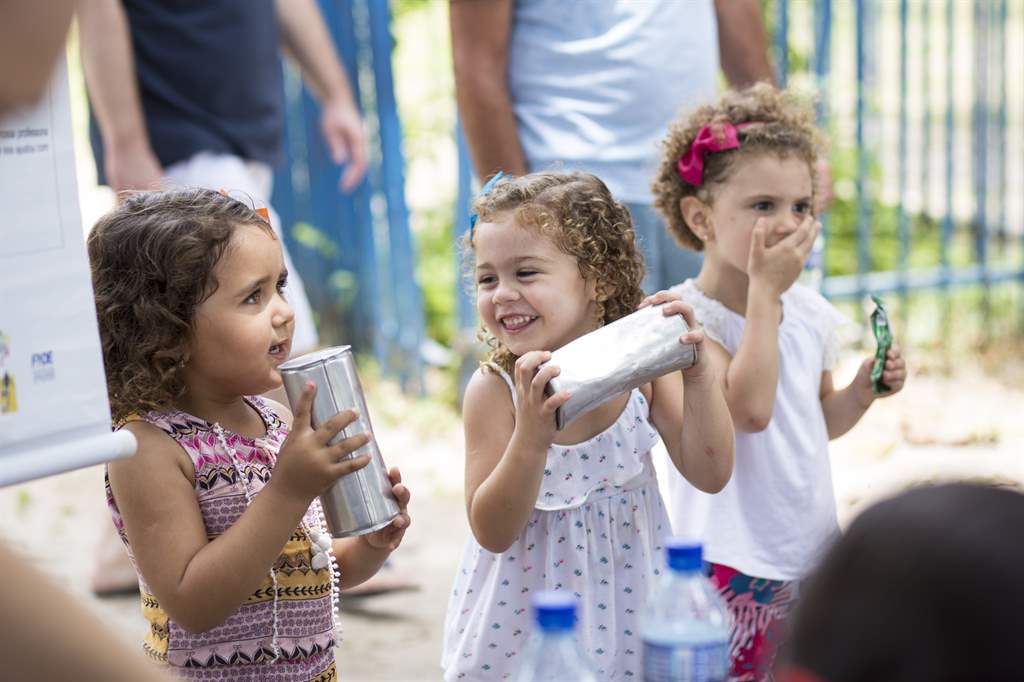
500;314;538;333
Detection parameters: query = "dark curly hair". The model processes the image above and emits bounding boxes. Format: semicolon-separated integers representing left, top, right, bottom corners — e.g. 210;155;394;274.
464;171;645;375
651;83;824;251
87;188;274;423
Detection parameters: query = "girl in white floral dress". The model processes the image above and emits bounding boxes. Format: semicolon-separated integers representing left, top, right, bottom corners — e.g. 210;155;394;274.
441;172;735;681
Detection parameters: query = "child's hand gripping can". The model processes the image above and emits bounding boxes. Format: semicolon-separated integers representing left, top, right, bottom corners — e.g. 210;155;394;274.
542;303;697;430
279;346;400;537
869;295;893;395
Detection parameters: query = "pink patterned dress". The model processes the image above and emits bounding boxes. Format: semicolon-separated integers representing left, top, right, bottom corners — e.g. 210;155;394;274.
106;396;337;681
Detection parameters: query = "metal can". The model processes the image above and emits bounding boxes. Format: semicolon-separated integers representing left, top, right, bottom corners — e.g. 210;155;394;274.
543;303;697;430
279;346;400;538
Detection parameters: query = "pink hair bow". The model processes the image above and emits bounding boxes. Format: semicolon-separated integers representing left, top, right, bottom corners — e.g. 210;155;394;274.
676;122;756;187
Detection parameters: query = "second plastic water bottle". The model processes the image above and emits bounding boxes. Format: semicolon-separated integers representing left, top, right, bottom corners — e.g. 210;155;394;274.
515;591;597;682
640;539;731;682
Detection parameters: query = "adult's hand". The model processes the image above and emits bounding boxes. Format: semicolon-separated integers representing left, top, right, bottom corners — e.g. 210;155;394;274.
78;0;163;198
105;139;163;196
320;97;368;192
277;0;369;192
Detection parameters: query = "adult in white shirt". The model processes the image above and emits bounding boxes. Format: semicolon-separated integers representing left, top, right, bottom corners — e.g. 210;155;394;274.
450;0;774;293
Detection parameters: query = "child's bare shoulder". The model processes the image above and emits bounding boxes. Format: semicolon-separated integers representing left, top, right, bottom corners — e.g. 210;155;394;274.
462;368;514;422
112;419;195;484
464;367;512;400
462;368;516;466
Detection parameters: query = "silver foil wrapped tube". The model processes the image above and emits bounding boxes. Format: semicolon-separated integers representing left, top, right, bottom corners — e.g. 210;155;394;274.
279;346;400;538
543;303;697;430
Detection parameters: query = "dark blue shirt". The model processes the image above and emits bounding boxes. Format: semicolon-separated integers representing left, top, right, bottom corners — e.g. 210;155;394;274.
91;0;284;183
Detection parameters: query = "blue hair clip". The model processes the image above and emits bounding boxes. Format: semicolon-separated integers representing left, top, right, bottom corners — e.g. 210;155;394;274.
468;171;507;243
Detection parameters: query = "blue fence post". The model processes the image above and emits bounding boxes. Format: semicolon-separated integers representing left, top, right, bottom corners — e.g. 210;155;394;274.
998;0;1019;332
271;62;303;235
775;0;789;87
1020;0;1024;330
455;124;477;398
813;0;832;291
299;70;357;341
920;1;931;226
326;0;385;367
941;0;954;286
274;64;341;344
996;0;1008;245
897;0;909;302
455;127;474;333
855;0;871;302
366;0;425;392
313;1;382;358
273;0;424;392
272;81;302;238
812;0;832;133
972;0;991;328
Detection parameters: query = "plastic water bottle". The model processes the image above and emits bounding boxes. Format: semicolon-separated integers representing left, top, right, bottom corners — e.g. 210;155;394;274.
799;232;825;291
640;540;731;682
515;591;597;682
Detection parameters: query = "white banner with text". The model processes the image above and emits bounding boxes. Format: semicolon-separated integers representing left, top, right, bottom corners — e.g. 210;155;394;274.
0;58;135;486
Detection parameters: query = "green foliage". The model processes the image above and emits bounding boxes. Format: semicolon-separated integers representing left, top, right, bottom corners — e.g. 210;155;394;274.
822;143;938;276
292;221;338;260
327;269;359;312
358;352;461;436
391;0;430;21
391;0;465;405
285;219;364;346
415;205;458;349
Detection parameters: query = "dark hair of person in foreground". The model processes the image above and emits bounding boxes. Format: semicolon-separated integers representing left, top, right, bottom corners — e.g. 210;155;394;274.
781;482;1024;682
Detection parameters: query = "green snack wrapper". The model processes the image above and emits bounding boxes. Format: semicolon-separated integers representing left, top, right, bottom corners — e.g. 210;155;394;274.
869;295;893;395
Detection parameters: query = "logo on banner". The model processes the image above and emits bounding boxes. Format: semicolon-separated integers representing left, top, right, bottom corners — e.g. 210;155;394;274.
0;330;16;414
32;350;55;383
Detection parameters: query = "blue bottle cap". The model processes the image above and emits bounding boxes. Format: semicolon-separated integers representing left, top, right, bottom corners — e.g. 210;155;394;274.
665;538;703;572
533;591;576;632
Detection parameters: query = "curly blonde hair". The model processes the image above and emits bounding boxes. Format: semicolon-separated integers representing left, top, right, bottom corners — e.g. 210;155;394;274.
464;171;645;376
652;83;823;251
87;188;274;423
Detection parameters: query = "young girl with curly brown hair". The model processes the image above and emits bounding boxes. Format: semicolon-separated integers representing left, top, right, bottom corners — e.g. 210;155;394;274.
87;188;411;681
651;84;907;681
441;171;735;681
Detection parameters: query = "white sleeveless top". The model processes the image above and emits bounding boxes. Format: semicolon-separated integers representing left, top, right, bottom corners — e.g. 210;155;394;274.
442;367;672;681
662;280;850;581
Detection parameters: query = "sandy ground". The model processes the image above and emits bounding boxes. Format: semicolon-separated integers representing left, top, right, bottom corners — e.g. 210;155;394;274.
2;350;1023;681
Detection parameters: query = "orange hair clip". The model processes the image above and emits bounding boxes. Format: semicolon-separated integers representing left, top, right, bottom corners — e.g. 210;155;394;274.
218;188;272;227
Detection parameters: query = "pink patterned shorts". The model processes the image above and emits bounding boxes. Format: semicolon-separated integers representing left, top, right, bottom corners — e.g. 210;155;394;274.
709;563;799;682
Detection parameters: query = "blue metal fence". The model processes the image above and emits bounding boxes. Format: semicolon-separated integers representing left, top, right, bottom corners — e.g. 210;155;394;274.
454;0;1023;330
279;0;1021;396
454;126;479;386
272;0;425;391
793;0;1024;302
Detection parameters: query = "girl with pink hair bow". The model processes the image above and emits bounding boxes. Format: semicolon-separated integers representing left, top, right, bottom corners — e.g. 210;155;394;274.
651;84;907;681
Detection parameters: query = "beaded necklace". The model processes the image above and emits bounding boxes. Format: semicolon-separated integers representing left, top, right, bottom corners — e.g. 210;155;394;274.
212;423;343;660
